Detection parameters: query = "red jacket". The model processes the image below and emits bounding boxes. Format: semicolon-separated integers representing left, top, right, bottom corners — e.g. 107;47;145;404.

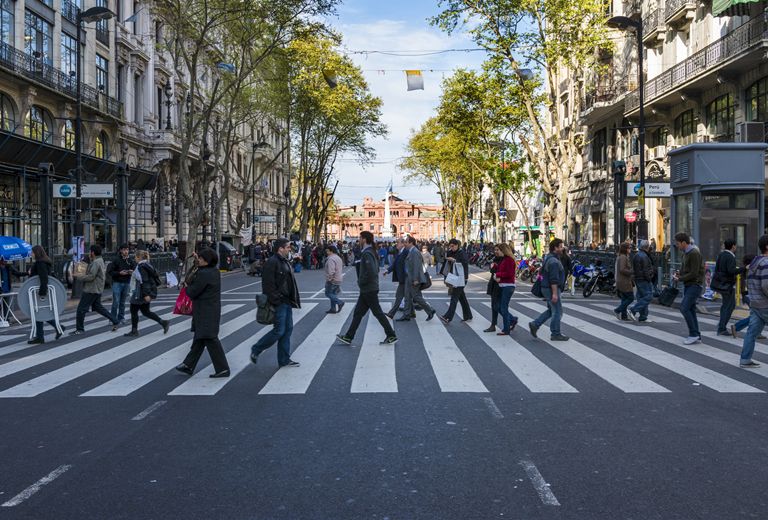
495;256;516;284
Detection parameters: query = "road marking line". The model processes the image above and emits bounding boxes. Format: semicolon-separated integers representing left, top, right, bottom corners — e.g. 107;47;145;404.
131;400;167;420
351;316;397;393
483;397;504;419
310;288;325;299
520;302;763;393
222;280;261;294
589;303;677;324
414;317;488;393
520;460;560;506
1;464;73;507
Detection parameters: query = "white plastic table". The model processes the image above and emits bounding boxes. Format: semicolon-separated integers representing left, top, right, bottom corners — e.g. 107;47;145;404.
0;292;21;326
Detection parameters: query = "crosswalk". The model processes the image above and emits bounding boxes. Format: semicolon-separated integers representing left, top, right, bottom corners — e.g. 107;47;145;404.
0;295;766;398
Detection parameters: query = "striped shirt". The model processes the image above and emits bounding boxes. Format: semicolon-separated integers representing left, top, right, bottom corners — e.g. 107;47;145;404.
746;255;768;309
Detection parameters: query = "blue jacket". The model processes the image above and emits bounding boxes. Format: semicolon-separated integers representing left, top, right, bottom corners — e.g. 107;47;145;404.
387;249;407;283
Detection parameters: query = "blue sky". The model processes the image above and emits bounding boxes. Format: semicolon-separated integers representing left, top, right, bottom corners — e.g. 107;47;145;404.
325;0;488;205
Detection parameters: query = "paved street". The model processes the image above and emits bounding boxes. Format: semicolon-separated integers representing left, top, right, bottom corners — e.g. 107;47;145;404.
0;266;767;519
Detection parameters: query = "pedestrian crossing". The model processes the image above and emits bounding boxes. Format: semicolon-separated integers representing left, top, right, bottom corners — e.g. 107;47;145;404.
0;295;766;398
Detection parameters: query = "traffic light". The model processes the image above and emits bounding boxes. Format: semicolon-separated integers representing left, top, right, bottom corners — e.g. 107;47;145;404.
612;160;626;176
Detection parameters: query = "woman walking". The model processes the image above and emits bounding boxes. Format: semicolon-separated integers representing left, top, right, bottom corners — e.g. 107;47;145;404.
613;242;635;320
124;250;169;337
27;245;64;344
483;245;505;333
175;248;230;378
495;243;518;335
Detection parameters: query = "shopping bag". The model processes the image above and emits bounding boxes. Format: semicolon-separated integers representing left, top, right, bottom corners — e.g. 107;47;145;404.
173;287;193;315
166;271;179;288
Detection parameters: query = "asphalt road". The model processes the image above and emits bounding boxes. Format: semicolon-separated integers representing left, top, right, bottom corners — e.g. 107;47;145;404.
0;263;766;519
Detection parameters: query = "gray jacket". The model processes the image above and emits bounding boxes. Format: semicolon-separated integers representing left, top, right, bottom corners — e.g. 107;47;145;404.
405;246;427;284
81;257;107;294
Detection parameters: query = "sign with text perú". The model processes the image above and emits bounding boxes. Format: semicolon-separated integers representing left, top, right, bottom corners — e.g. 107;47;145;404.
626;182;671;198
53;183;114;199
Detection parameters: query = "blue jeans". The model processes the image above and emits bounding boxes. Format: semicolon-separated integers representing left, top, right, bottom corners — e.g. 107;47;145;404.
252;303;294;365
614;290;635;319
533;287;562;336
111;281;130;322
735;317;750;332
498;286;517;332
741;307;768;363
680;285;703;338
325;281;342;309
631;281;653;320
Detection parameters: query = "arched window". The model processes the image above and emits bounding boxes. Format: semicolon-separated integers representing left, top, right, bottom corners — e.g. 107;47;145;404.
0;93;15;132
747;77;768;122
706;94;734;141
64;120;76;150
95;131;109;159
673;109;697;146
24;105;53;143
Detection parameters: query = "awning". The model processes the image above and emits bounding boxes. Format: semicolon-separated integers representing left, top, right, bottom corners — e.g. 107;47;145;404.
0;129;156;190
713;0;760;16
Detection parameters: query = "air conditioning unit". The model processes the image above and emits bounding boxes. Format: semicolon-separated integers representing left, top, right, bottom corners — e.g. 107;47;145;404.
652;145;667;160
736;121;766;143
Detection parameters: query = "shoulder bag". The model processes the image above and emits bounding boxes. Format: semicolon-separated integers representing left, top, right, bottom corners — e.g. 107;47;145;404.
255;293;276;325
173;287;194;315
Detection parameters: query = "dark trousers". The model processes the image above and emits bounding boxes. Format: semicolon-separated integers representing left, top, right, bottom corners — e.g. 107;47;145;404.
404;283;434;316
489;292;500;327
445;286;472;321
388;283;407;316
614;290;635;319
345;291;395;339
130;302;164;329
717;289;736;333
76;292;117;331
183;337;230;372
34;320;60;340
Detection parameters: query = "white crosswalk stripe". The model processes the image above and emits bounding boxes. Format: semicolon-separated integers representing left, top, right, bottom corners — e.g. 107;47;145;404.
588;303;677;324
351;315;398;393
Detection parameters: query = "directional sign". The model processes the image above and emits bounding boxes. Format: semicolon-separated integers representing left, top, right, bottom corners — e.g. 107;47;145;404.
499;208;507;218
253;215;277;224
53;183;114;199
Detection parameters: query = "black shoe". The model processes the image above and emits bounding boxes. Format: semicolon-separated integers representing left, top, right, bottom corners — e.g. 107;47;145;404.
27;338;44;345
162;320;170;334
123;330;139;337
380;335;398;345
69;330;84;336
280;360;300;367
528;322;538;338
426;310;436;321
111;323;120;332
55;326;65;340
509;319;518;331
209;369;230;378
336;334;352;345
175;363;193;375
461;317;473;322
325;308;338;314
410;313;417;318
250;352;259;365
551;334;570;341
338;302;345;312
395;316;411;322
483;326;496;333
386;312;395;320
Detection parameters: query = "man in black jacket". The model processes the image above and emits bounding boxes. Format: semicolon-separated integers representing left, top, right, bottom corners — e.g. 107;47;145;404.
384;238;408;319
440;239;473;323
250;238;302;367
108;244;135;324
337;231;397;345
629;240;655;322
714;238;742;335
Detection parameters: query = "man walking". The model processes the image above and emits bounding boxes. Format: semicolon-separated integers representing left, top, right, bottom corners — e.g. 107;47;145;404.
674;232;705;345
740;235;768;368
71;245;120;335
629;240;655;322
714;239;742;335
433;242;445;275
440;239;472;323
250;238;301;367
337;231;398;345
108;244;135;325
529;238;569;341
324;245;345;314
399;236;436;321
384;238;408;319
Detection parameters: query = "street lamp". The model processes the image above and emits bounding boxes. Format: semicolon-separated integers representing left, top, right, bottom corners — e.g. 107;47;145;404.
163;81;173;130
607;15;647;242
74;5;115;238
478;181;484;243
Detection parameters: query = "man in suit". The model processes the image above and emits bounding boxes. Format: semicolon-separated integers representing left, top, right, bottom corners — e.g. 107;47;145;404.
714;238;743;335
384;238;408;319
399;236;436;321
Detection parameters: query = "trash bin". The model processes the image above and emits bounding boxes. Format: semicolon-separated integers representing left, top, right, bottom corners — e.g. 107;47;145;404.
294;263;302;273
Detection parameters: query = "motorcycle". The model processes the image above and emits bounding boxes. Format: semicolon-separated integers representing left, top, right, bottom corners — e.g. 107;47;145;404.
582;264;615;298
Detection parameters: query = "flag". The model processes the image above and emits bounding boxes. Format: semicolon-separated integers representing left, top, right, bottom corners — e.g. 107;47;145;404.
323;69;338;89
240;227;252;247
405;70;424;91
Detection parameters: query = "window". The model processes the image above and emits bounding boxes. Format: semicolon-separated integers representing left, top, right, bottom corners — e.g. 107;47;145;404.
117;65;124;102
96;55;109;96
131;0;138;34
64;120;75;150
674;110;697;145
747;78;768;122
591;128;607;165
61;33;77;80
96;0;110;45
0;0;13;46
24;11;53;64
95;132;109;159
0;93;14;132
368;211;376;217
369;224;374;231
706;94;734;141
134;74;142;125
651;127;668;148
25;106;53;143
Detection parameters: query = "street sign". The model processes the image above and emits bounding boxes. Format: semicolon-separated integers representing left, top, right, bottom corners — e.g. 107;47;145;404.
626;182;671;198
253;215;277;224
470;219;479;225
624;210;638;223
499;208;507;218
53;183;114;199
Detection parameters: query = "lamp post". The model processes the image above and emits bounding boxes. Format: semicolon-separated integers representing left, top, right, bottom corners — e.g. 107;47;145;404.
74;6;115;239
283;184;291;238
478;181;484;243
164;81;173;130
607;15;647;242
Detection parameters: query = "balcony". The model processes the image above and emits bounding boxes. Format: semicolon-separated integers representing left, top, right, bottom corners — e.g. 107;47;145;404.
626;16;768;113
665;0;696;27
623;0;641;20
96;27;110;46
0;41;122;119
61;0;79;24
642;9;666;45
580;79;628;123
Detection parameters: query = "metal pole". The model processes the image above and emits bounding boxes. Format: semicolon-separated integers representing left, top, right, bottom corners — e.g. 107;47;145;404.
38;163;52;253
74;18;84;238
637;23;648;242
116;162;129;247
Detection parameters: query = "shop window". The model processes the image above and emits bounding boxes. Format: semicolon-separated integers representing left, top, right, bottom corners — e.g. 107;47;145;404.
0;92;15;132
706;94;734;141
25;106;53;143
674;110;697;146
95;131;109;159
746;77;768;122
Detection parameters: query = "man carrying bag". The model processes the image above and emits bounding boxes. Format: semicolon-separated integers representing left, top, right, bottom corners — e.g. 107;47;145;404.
712;239;742;336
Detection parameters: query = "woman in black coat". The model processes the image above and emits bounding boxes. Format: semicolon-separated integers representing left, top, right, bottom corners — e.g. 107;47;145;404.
124;250;169;337
484;245;505;333
27;245;65;344
175;248;230;378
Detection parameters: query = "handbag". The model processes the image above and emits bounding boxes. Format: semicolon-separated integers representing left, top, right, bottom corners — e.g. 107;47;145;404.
255;293;276;325
657;285;679;306
420;265;432;290
531;275;544;298
173;287;193;315
444;264;463;288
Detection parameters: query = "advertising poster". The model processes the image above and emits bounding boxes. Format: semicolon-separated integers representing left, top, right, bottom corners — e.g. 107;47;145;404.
702;260;716;300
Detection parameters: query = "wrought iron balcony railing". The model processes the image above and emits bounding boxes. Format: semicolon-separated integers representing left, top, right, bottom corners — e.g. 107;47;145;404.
0;41;122;119
61;0;79;24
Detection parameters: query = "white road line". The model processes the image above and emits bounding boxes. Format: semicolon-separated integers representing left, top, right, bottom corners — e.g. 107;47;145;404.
483;396;504;419
81;305;247;397
131;400;167;420
520;460;560;506
589;303;677;324
169;305;318;396
1;464;73;507
414;318;488;393
520;302;763;393
351;316;398;393
310;288;326;299
222;280;262;294
464;309;577;393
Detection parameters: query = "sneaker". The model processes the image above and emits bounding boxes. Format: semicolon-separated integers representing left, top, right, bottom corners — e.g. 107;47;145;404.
280;360;300;367
55;326;65;340
461;317;473;322
683;336;702;345
730;324;738;338
111;323;120;332
250;352;259;365
550;334;570;341
614;311;622;321
380;335;398;345
175;363;193;375
627;311;637;322
69;330;84;336
740;360;761;368
325;309;338;314
336;334;352;345
338;302;345;312
528;322;538;338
